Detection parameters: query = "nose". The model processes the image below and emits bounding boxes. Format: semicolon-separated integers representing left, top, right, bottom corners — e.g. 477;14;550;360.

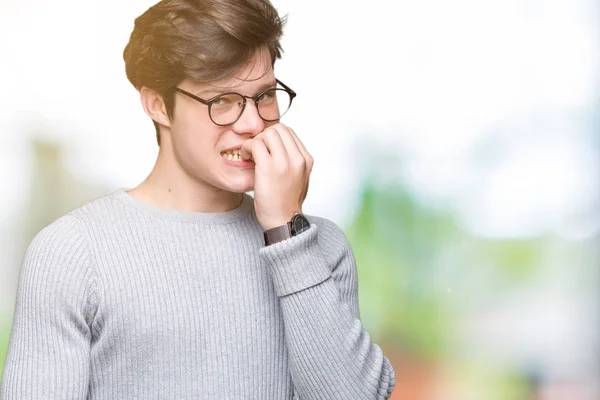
231;100;265;136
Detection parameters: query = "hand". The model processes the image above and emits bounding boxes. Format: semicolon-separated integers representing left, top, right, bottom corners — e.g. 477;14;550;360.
240;123;313;231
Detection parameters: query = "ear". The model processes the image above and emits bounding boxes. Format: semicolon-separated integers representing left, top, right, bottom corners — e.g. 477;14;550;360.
140;86;172;128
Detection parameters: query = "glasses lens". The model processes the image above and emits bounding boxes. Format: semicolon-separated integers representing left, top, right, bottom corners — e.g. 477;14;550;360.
257;89;292;122
209;93;245;125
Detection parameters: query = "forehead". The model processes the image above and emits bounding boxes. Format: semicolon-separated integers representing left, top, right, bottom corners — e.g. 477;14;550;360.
202;48;274;92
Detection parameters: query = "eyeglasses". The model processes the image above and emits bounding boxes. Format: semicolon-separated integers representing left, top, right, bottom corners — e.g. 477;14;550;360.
174;79;297;126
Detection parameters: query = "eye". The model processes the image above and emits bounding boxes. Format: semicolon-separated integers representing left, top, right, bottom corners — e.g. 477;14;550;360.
212;94;243;107
213;96;230;106
258;89;276;101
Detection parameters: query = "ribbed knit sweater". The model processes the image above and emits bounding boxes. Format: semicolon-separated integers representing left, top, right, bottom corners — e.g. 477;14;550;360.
1;188;396;399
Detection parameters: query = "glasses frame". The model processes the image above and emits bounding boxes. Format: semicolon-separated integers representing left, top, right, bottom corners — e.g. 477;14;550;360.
174;79;297;126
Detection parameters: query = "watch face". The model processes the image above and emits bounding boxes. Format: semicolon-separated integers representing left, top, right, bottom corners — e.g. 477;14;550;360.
291;214;310;235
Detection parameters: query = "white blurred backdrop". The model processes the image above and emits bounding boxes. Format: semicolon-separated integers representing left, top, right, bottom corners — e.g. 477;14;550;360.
1;0;598;398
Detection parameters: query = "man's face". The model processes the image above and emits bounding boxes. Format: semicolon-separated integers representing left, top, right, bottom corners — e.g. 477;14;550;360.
166;47;279;194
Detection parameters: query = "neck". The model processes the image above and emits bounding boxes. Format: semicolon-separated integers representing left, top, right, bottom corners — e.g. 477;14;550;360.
129;145;243;213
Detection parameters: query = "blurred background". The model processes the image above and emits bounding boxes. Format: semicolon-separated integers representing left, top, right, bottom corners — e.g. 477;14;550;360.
1;0;599;398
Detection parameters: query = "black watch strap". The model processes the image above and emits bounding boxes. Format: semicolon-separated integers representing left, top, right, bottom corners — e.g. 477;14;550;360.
263;213;311;246
263;223;292;246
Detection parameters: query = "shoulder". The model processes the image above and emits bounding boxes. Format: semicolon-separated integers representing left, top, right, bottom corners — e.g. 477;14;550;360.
67;190;123;224
18;212;99;326
19;213;97;308
23;190;118;271
29;189;116;243
24;214;89;271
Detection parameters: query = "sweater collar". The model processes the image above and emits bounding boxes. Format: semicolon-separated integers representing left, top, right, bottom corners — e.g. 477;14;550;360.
111;188;255;224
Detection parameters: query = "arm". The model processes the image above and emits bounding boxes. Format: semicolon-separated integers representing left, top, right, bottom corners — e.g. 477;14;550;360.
259;217;396;400
1;215;97;400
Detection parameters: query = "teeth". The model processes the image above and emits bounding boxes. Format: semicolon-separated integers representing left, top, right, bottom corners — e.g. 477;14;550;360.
222;151;242;161
221;149;251;162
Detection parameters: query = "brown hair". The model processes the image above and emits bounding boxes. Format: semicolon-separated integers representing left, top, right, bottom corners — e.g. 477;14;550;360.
123;0;286;145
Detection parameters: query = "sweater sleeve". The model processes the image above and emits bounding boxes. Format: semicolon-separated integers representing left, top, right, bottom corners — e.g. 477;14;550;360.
259;218;396;400
1;215;97;400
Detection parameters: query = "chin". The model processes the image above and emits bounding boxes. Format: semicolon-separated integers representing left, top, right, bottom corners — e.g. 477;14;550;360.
235;183;255;193
222;177;254;193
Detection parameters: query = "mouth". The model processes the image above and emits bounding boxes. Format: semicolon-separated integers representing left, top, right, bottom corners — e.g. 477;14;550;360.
220;148;254;163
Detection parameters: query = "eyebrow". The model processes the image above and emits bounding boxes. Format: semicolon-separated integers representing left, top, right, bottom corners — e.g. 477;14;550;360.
197;80;278;97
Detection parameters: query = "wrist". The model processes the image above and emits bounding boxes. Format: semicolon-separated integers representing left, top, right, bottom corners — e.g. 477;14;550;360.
263;212;310;246
262;219;291;232
261;210;302;231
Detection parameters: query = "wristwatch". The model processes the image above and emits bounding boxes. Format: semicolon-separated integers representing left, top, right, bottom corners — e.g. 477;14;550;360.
263;212;311;246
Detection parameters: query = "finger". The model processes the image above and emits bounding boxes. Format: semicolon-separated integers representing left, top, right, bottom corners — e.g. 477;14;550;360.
302;176;310;201
287;127;313;170
239;143;253;161
260;126;288;165
286;127;307;154
273;123;302;161
241;137;270;165
286;127;312;201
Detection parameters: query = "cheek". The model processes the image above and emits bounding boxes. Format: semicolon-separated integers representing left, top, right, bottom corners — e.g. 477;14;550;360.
170;105;235;168
172;101;213;133
172;121;227;167
172;108;216;147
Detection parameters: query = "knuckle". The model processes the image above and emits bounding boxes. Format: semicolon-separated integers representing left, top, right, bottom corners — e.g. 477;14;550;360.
293;156;306;169
265;129;279;141
254;137;266;147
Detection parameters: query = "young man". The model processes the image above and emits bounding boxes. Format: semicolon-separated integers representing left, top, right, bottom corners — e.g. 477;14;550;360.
1;0;396;399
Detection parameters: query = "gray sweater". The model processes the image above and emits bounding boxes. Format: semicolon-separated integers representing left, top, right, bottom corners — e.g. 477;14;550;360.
1;189;396;399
